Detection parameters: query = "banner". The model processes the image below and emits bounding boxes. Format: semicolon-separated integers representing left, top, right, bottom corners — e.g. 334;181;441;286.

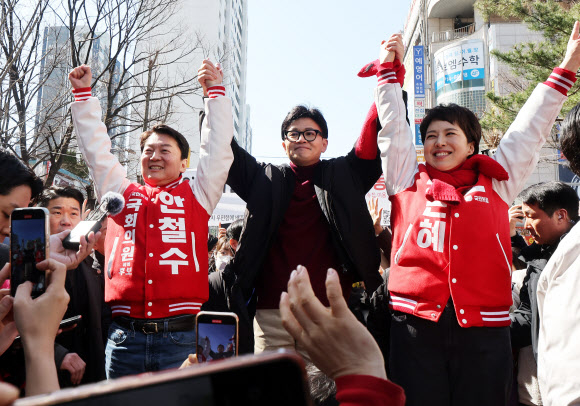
434;40;484;92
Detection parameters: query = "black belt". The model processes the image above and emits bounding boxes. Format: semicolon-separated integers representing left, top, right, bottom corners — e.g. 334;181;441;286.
115;315;195;335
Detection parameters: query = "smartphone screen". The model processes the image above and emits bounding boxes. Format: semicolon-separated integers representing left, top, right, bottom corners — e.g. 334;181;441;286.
208;226;219;238
196;312;239;363
10;208;49;298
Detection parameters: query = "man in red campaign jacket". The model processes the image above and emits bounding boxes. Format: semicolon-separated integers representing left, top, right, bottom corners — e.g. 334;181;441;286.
68;60;233;378
375;28;580;406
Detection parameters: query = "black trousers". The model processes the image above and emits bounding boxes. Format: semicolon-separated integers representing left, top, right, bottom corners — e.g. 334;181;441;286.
389;300;512;406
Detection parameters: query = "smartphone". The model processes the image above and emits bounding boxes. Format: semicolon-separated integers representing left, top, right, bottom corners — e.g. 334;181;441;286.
14;315;82;343
10;208;49;298
208;226;219;238
14;351;311;406
59;315;82;331
196;311;239;363
62;202;107;250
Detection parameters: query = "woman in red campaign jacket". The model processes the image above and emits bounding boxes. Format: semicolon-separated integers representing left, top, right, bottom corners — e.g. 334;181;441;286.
374;27;580;406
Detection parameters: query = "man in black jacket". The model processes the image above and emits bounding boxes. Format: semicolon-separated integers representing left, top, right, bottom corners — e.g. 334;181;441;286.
510;181;578;359
36;186;107;386
223;105;384;356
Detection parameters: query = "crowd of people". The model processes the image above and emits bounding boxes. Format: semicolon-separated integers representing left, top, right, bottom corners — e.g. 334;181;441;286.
0;24;579;406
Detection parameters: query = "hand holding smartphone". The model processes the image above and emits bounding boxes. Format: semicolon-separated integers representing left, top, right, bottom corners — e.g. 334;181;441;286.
10;208;50;298
195;311;239;363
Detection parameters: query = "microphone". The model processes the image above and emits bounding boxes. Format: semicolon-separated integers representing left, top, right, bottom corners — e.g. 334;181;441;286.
87;192;125;220
62;192;125;250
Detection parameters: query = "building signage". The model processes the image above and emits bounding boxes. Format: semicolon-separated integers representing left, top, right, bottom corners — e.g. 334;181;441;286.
434;40;485;92
413;46;425;96
413;46;425;146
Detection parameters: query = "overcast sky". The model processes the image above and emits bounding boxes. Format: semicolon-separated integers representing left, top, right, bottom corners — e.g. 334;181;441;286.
246;0;412;164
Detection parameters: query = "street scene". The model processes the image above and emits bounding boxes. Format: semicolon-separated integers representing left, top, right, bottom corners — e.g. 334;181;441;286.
0;0;579;405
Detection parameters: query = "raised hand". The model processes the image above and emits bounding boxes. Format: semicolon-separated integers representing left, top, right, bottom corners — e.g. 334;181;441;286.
280;265;387;380
380;33;404;65
198;59;224;96
561;21;580;73
13;259;70;396
508;204;525;237
368;198;384;235
68;65;92;89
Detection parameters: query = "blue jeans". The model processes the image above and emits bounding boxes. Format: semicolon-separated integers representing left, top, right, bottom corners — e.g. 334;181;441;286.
105;319;196;379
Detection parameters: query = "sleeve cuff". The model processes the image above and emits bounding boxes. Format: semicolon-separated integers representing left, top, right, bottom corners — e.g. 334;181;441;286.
72;87;92;102
543;67;576;96
335;375;406;406
207;85;226;99
377;60;402;86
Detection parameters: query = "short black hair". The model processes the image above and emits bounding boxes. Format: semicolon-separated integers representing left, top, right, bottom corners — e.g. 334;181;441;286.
561;103;580;176
140;124;189;160
420;104;481;156
227;219;243;242
520;181;579;222
281;105;328;140
36;186;84;210
207;234;218;253
0;150;43;199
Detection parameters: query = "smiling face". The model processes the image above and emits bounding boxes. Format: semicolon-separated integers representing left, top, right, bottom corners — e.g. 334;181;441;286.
141;133;188;187
423;120;475;171
281;118;328;167
0;185;32;242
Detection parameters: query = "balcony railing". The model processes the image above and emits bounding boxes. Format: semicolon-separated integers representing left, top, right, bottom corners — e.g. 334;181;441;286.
432;23;475;43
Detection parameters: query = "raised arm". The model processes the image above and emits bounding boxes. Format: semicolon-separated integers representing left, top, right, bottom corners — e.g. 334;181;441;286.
14;259;70;396
375;34;418;196
69;65;130;200
493;22;580;203
192;60;234;215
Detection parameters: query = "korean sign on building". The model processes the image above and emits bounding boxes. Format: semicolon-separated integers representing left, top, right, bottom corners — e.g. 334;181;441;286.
413;46;425;146
434;40;485;92
413;46;425;96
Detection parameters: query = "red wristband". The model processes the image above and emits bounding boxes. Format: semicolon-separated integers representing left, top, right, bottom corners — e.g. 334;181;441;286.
544;67;577;96
207;85;226;99
72;87;92;102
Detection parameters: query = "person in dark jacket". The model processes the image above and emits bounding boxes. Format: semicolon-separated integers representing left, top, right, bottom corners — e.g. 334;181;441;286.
509;182;578;405
509;181;578;360
221;104;385;357
36;186;107;386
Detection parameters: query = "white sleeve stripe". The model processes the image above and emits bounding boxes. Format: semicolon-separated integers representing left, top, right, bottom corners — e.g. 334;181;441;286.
547;77;571;90
551;73;574;87
480;311;510;315
378;78;399;85
379;72;397;80
482;316;511;321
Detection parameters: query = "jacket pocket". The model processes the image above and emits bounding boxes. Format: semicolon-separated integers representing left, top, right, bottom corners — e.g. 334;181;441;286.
394;224;413;265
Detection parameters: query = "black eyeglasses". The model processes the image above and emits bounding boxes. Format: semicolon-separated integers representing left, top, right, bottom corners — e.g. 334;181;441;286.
284;129;322;142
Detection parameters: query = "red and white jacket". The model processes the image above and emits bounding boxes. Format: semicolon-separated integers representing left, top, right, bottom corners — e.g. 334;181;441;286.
70;86;233;319
375;65;575;327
